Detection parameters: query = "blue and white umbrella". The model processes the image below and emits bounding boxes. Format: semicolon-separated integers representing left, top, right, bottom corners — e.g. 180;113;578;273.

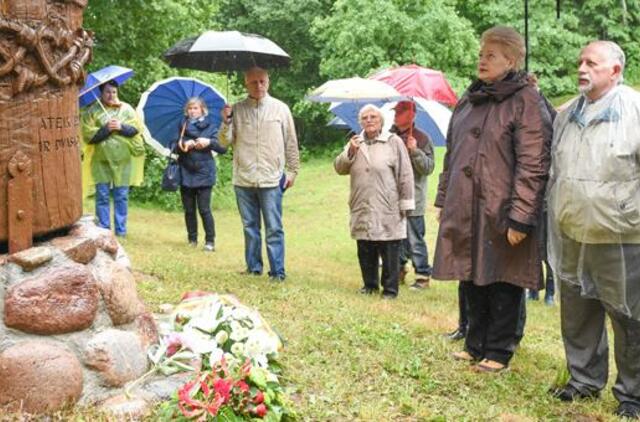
136;77;226;155
328;98;451;146
79;65;134;108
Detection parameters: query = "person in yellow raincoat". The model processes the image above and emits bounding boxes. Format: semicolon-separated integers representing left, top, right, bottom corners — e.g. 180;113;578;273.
81;80;145;236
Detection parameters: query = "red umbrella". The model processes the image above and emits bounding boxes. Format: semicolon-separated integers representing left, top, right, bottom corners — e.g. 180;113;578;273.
369;64;458;107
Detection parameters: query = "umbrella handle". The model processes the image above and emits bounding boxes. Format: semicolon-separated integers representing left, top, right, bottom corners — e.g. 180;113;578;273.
91;91;111;120
178;122;188;152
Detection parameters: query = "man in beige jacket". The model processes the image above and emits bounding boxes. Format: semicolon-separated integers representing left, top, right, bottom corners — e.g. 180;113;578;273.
220;67;300;281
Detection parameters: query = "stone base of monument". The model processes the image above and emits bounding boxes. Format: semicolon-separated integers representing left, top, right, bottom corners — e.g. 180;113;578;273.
0;216;176;417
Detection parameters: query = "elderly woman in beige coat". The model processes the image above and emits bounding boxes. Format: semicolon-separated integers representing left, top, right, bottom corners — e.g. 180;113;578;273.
335;104;415;299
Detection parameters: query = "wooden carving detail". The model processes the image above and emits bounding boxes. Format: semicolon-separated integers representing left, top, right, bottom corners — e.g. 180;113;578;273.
0;0;91;252
0;0;92;100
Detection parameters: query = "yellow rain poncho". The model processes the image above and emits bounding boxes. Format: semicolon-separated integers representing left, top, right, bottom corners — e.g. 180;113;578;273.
80;101;145;197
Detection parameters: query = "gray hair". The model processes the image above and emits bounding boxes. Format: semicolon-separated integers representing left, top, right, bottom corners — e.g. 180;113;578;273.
588;40;626;83
244;66;269;82
358;104;384;127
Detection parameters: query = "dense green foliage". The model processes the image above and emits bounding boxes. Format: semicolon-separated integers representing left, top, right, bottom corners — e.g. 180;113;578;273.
83;0;640;206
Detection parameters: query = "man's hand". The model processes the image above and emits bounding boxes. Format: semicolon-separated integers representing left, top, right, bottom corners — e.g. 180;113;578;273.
406;135;417;151
107;119;122;132
507;228;527;246
221;105;232;123
284;175;295;189
194;137;210;150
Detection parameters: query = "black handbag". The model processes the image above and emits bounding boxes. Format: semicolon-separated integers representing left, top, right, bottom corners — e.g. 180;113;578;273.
161;157;180;192
161;123;186;192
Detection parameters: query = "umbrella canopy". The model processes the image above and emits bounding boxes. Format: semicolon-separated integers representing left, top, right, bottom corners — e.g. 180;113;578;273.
306;77;408;103
329;101;385;133
163;30;290;72
329;98;451;146
369;64;458;107
79;65;134;107
327;116;352;131
137;77;226;155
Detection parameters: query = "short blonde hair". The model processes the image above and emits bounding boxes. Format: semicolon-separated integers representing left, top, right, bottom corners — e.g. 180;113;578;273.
481;26;526;71
183;97;208;116
358;104;384;128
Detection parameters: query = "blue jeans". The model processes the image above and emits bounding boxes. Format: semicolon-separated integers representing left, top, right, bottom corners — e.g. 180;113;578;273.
95;183;129;236
234;186;285;278
400;215;432;278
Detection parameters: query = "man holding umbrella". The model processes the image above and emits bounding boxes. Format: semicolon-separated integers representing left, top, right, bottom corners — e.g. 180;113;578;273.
81;80;145;237
390;101;435;289
219;66;300;281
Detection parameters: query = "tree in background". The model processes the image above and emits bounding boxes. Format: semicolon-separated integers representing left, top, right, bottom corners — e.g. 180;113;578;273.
311;0;479;94
82;0;640;208
84;0;224;104
454;0;639;95
213;0;337;148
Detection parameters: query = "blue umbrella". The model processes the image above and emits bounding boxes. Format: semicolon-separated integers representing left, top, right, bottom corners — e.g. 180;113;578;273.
329;99;451;147
79;65;134;108
327;116;351;131
136;77;226;155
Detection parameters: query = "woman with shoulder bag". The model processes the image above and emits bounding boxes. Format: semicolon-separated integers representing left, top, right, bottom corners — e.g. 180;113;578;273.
173;97;227;251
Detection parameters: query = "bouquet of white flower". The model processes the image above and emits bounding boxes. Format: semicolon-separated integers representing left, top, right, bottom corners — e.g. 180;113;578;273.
149;293;283;376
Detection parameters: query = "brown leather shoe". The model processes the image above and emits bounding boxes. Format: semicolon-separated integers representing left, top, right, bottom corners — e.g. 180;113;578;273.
409;279;429;290
473;359;507;373
451;351;476;362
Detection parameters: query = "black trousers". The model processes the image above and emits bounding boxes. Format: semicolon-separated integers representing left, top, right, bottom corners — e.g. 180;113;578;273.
356;240;401;297
458;281;526;339
462;280;525;365
180;186;214;243
458;281;468;330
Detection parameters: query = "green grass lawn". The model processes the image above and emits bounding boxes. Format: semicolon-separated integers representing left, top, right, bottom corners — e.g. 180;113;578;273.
11;150;621;421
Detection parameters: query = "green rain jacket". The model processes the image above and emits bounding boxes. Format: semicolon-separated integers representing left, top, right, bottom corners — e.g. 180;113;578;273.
81;101;145;195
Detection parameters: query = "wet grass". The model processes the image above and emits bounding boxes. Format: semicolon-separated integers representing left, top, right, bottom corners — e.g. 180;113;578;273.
2;152;622;421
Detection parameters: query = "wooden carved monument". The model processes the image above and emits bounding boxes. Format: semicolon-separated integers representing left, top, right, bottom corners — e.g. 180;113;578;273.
0;0;92;252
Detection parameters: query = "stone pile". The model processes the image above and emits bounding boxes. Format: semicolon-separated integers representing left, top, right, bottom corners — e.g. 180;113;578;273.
0;216;163;417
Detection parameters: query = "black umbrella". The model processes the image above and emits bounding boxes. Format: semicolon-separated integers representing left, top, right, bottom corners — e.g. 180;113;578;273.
164;30;290;71
164;30;290;98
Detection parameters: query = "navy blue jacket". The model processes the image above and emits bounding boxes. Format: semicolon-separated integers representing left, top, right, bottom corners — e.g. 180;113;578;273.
173;116;227;188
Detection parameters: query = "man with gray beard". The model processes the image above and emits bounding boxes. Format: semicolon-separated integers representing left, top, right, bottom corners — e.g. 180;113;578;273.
547;40;640;418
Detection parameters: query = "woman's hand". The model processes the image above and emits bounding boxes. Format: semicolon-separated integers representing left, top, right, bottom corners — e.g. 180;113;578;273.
348;134;363;157
507;228;527;246
194;137;210;150
107;118;122;132
179;139;196;152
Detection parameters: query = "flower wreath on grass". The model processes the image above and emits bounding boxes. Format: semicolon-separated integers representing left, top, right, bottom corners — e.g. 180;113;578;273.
136;292;297;421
